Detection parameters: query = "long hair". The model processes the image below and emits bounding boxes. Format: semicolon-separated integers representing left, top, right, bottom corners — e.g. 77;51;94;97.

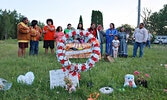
90;23;95;28
56;26;63;32
110;23;115;29
77;23;84;30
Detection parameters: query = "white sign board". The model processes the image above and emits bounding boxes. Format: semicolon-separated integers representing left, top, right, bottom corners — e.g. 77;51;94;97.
50;69;79;89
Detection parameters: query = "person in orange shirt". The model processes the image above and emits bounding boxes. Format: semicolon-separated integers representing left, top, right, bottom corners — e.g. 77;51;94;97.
17;17;30;57
29;20;42;55
43;19;55;55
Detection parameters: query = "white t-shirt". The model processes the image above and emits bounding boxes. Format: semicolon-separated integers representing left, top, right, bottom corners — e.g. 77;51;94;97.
112;40;120;50
132;27;148;43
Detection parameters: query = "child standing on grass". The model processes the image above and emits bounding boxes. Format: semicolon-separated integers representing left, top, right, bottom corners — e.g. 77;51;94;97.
54;26;64;46
112;35;120;58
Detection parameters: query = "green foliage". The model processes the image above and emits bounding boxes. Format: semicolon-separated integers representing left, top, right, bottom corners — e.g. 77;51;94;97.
141;8;152;29
0;40;167;99
79;15;83;25
149;4;167;35
91;10;103;28
116;24;135;36
0;9;45;40
0;9;26;40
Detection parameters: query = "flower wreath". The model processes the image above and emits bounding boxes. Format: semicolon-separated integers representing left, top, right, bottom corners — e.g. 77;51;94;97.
99;87;114;94
56;30;100;76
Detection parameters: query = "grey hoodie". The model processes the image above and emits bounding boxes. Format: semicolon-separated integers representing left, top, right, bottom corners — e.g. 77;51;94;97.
98;30;105;44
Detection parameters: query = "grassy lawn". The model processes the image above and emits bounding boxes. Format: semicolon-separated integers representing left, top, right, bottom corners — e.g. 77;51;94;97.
0;39;167;100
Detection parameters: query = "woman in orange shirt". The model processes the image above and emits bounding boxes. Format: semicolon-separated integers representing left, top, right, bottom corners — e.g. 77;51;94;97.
30;20;42;55
43;19;55;55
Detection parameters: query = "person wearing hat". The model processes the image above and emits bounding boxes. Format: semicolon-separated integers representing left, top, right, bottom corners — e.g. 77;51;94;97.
43;19;55;55
17;17;30;57
29;20;42;55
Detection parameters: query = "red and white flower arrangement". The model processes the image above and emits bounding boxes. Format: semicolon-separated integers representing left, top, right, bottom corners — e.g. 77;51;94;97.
56;30;100;76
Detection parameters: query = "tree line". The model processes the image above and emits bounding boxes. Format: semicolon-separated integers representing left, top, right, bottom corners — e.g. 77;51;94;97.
142;4;167;35
0;9;45;40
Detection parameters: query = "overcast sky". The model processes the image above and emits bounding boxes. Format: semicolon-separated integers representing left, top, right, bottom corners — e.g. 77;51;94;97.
0;0;166;29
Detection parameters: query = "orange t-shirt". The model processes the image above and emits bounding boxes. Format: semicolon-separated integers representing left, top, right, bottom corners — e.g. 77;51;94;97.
43;25;55;40
36;27;42;41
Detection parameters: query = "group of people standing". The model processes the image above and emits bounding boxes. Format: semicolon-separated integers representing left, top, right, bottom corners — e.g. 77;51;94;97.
17;17;149;58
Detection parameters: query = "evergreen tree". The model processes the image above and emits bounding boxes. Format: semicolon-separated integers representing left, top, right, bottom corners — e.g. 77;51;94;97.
79;15;83;24
91;10;103;28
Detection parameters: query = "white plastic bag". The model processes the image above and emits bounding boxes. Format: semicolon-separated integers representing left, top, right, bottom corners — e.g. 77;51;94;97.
0;78;12;91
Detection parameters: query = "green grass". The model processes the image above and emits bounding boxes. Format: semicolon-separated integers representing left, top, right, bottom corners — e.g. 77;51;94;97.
0;39;167;100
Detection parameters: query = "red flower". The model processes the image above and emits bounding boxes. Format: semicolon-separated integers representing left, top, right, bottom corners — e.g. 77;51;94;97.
59;40;65;43
58;53;64;57
81;64;86;71
94;43;100;47
89;63;93;67
145;74;150;77
92;50;100;55
57;46;63;49
75;66;78;70
61;67;66;72
92;56;98;62
78;73;81;80
89;39;92;43
80;32;83;36
72;71;77;76
65;34;69;38
72;31;76;36
66;65;71;70
61;59;65;64
134;71;140;75
86;32;90;36
91;37;96;41
69;71;73;73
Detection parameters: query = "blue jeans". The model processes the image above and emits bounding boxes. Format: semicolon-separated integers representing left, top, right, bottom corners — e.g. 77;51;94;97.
133;42;143;57
100;43;103;56
105;42;113;56
144;40;151;48
30;41;39;55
